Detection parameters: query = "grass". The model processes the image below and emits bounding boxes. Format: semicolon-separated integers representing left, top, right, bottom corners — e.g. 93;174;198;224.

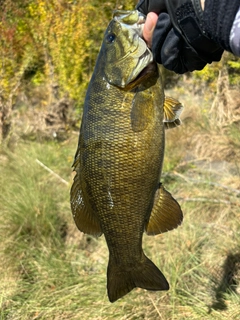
0;87;240;319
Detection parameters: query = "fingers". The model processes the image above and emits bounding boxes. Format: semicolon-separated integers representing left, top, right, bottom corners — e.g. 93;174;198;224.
143;12;158;47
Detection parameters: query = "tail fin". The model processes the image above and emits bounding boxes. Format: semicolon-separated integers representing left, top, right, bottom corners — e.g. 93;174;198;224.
107;254;169;303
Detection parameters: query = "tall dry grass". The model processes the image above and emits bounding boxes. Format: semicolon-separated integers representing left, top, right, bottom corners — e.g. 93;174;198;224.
0;83;240;319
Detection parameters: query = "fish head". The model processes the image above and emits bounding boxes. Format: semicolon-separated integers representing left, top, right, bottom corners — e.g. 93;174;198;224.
102;10;154;89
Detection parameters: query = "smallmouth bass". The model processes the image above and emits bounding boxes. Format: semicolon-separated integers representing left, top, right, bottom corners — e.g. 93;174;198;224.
70;10;183;303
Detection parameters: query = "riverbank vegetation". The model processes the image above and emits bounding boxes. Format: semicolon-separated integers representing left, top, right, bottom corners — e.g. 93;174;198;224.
1;1;240;319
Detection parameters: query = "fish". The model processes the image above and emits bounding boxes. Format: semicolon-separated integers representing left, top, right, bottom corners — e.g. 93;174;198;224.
70;10;183;303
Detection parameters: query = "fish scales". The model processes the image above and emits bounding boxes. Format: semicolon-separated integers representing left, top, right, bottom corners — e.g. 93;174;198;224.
83;82;163;259
71;10;183;303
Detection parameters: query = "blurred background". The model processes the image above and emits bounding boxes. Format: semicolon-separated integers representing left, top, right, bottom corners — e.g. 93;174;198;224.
0;1;240;319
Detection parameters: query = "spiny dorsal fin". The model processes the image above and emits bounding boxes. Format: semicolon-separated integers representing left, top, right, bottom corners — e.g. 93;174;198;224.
163;96;183;129
145;184;183;235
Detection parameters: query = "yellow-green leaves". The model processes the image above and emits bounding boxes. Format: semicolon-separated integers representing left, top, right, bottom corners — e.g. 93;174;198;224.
0;0;136;108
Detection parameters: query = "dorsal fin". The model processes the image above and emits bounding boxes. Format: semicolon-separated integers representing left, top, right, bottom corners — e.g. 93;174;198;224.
70;148;102;237
163;97;183;129
71;179;102;237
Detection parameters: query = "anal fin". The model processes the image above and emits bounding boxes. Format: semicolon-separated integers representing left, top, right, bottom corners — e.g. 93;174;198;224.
146;184;183;235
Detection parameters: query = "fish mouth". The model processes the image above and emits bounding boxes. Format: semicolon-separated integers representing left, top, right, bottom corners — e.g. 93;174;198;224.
105;10;156;90
113;10;146;28
117;45;154;90
112;48;154;90
121;13;154;89
123;61;157;90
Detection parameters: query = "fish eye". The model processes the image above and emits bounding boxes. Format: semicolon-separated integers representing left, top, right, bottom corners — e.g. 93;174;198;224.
106;33;116;44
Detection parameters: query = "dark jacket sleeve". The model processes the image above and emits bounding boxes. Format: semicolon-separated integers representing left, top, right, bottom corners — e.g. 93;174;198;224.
229;7;240;56
203;0;240;52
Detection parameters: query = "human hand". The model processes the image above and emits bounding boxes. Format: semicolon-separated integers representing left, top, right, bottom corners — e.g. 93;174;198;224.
137;0;166;47
137;0;166;15
142;12;158;47
136;0;223;74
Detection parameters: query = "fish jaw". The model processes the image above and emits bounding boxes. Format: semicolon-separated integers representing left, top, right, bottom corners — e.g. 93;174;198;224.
112;10;145;37
102;10;153;88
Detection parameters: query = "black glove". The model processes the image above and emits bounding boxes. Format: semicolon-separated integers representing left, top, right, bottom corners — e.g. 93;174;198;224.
151;12;210;73
137;0;166;15
136;0;236;73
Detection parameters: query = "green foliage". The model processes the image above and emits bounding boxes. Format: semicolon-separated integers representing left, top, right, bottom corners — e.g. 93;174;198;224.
227;56;240;86
193;52;240;91
0;1;34;100
0;0;136;111
1;0;238;135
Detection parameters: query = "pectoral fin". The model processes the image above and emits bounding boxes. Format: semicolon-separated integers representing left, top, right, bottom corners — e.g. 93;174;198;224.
70;157;102;237
131;91;153;132
164;97;183;129
146;184;183;235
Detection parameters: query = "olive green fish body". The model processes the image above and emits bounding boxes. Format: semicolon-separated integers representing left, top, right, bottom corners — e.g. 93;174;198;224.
71;10;183;302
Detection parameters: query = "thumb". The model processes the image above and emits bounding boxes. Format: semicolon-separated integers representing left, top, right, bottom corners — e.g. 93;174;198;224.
143;12;158;47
